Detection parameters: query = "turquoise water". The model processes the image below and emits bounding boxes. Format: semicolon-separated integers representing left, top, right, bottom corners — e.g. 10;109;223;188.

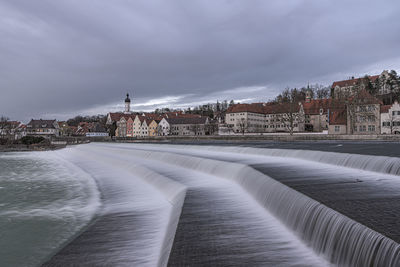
0;152;100;266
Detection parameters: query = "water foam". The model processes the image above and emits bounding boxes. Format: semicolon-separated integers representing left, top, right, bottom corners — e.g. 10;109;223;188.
104;143;400;266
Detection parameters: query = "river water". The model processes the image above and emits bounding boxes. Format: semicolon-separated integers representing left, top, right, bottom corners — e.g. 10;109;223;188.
1;142;400;266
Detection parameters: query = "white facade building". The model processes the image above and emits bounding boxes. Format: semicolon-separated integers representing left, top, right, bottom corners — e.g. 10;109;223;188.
381;101;400;134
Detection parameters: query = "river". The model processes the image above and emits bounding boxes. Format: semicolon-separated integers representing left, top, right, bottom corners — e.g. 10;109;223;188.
1;142;400;266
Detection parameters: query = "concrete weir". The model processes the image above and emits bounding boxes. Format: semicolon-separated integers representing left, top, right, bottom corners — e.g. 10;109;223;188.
42;143;400;266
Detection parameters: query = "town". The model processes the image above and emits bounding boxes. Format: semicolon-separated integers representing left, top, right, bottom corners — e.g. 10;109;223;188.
1;69;400;144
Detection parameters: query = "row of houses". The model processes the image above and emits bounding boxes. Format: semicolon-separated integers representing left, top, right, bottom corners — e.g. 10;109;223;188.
225;89;400;135
106;95;211;137
0;119;109;141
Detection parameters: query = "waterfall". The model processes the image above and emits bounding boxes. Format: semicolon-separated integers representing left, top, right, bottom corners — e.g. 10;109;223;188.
173;145;400;176
116;146;400;266
119;143;400;176
47;147;187;267
129;166;187;267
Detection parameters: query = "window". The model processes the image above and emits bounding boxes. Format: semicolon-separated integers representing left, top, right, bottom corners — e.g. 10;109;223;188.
368;125;375;132
335;125;340;132
394;121;400;126
359;125;366;132
383;121;391;127
368;116;375;122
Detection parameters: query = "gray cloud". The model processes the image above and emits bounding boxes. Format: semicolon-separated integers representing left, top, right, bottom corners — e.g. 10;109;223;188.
1;0;400;122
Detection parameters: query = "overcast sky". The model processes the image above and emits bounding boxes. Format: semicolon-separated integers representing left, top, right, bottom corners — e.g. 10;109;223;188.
1;0;400;122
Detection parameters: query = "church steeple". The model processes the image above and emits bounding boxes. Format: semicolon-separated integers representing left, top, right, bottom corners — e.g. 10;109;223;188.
124;93;131;114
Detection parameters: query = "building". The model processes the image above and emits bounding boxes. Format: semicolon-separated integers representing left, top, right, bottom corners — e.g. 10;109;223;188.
86;123;109;137
225;102;305;134
331;70;400;105
0;121;26;140
303;98;346;132
167;117;209;136
347;90;381;135
376;70;400;96
148;120;159;137
26;119;60;137
58;121;74;136
331;75;379;99
328;110;347;134
124;93;132;114
381;101;400;134
157;118;170;136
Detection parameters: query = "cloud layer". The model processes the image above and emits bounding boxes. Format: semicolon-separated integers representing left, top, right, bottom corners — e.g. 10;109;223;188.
1;0;400;121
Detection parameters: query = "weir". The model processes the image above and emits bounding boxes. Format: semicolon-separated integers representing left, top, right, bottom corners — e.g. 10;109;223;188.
188;145;400;176
111;144;400;266
41;143;400;266
42;148;187;267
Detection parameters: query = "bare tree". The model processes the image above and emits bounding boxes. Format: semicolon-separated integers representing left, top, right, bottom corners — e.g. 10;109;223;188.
205;122;218;135
347;89;379;134
387;109;400;134
277;104;304;135
190;124;202;135
0;116;12;144
314;86;330;99
275;89;304;135
237;118;248;135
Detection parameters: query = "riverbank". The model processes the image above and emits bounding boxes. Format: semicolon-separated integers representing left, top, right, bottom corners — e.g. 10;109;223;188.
0;144;66;152
110;134;400;142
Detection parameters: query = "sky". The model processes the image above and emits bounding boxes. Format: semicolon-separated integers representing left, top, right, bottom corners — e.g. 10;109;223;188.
1;0;400;122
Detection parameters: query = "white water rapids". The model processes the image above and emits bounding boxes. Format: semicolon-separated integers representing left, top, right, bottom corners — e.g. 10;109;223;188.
2;142;400;266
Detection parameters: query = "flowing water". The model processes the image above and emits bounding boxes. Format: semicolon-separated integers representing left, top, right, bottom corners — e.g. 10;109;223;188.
1;142;400;266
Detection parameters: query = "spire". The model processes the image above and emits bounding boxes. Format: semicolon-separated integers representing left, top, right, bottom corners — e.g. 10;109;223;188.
124;92;131;114
125;93;131;103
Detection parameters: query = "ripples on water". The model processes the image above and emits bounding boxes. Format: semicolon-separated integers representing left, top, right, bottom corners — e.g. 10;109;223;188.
2;143;400;266
0;152;100;266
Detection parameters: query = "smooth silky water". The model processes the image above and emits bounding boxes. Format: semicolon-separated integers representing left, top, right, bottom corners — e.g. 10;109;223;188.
2;143;400;266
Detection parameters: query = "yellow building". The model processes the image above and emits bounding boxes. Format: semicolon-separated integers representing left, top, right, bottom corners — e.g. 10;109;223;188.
148;120;159;137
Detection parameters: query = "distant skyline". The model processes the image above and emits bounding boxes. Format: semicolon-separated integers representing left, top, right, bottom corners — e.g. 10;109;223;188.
1;0;400;122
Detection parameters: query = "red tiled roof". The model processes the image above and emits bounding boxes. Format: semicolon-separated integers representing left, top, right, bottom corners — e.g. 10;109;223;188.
5;121;21;127
380;105;391;113
108;112;138;122
27;119;57;129
348;90;382;105
163;112;202;119
227;102;301;114
166;117;208;125
329;110;347;125
303;99;346;115
332;75;379;88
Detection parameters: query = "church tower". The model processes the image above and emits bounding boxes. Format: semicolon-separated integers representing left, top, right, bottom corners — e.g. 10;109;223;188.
124;93;131;114
305;84;312;103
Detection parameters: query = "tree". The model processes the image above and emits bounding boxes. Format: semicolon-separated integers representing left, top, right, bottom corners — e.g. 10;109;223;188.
237;118;248;135
107;122;117;137
363;75;376;95
205;122;218;135
274;88;305;135
313;84;330;99
190;124;202;136
346;89;379;134
0;116;12;144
